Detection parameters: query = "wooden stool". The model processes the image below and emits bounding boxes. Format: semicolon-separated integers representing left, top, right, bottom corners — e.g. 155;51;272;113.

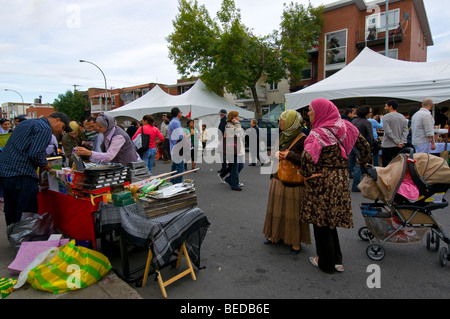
142;242;196;298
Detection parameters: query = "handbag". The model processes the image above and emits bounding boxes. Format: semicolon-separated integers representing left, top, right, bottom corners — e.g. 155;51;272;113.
277;133;305;184
132;127;150;153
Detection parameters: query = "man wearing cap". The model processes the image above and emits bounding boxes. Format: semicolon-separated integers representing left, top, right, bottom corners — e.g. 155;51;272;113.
217;109;228;175
0;112;72;226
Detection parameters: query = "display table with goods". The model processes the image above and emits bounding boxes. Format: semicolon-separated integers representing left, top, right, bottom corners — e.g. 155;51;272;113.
37;156;209;298
37;160;134;250
97;168;210;298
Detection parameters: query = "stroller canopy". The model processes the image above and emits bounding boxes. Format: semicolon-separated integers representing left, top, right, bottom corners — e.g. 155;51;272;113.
359;153;450;204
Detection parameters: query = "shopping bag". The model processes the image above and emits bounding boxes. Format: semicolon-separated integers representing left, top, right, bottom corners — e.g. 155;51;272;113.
26;240;112;294
1;278;17;299
6;212;54;252
133;133;143;150
8;239;69;275
132;130;150;153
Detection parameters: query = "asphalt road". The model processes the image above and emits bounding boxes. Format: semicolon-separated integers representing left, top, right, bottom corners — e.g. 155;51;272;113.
111;157;450;300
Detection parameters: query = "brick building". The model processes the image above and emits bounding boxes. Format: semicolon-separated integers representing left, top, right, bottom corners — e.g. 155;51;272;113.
84;80;197;115
292;0;433;96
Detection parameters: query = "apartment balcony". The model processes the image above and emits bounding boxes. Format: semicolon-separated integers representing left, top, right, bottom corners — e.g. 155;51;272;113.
355;25;403;49
90;103;109;113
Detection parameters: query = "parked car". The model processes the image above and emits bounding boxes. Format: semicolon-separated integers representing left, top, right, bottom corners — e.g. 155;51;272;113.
240;119;279;149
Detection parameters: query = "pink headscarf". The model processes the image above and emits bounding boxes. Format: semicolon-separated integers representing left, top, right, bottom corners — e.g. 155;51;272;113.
303;98;360;164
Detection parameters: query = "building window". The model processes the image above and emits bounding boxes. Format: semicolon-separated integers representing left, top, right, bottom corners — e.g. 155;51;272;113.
366;9;400;32
324;29;347;78
380;9;400;30
301;63;312;80
269;82;278;91
377;49;398;59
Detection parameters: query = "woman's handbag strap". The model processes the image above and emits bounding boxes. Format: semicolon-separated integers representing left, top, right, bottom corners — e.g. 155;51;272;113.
286;133;305;151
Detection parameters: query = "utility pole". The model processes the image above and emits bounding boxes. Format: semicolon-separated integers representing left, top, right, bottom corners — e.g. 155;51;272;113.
385;0;389;56
73;84;80;92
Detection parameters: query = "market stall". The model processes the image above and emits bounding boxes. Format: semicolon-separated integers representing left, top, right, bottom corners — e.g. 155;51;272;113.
35;156;209;297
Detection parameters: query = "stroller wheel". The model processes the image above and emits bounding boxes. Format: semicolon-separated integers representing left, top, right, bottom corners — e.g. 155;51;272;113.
366;244;385;261
439;247;448;267
358;227;374;242
426;231;440;251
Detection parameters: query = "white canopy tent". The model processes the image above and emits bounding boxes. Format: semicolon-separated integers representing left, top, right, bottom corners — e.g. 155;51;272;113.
106;79;254;130
285;47;450;110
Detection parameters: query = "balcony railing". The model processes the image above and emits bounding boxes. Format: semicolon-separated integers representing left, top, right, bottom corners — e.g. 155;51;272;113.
355;24;403;49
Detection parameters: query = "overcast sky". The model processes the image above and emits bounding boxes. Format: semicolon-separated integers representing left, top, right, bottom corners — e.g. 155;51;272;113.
0;0;447;106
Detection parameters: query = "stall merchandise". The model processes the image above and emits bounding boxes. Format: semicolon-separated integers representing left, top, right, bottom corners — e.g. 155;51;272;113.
127;161;151;183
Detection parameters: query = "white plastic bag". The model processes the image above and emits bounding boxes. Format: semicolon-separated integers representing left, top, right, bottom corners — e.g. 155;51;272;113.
14;247;59;289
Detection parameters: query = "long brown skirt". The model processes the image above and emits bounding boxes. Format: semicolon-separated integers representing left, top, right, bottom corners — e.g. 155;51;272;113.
263;178;311;247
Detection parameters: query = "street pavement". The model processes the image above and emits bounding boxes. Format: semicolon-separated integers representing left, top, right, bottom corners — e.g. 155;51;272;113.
1;156;450;302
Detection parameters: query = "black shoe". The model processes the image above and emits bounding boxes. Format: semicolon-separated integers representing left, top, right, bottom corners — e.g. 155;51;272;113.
249;163;256;166
264;239;272;245
231;187;242;191
290;247;301;255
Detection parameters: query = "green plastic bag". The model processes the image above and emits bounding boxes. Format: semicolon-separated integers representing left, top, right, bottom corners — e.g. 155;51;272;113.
1;278;17;299
27;240;111;294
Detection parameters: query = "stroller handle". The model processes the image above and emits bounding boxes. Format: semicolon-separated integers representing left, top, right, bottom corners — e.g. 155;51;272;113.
399;147;415;158
361;164;378;181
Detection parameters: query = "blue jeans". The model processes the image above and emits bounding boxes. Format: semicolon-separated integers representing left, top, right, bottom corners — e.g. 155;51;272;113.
352;165;362;192
171;160;184;184
348;147;358;177
224;155;244;189
0;176;39;226
141;148;156;174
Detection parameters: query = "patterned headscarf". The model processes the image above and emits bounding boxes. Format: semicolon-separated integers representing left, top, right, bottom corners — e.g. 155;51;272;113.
69;121;82;135
96;114;117;137
303;98;359;164
279;110;303;148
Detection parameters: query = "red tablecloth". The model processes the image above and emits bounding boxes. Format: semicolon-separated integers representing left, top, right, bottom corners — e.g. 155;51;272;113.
38;191;100;249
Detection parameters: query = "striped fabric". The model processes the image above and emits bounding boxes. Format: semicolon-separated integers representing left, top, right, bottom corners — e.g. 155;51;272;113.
27;240;111;294
98;203;210;270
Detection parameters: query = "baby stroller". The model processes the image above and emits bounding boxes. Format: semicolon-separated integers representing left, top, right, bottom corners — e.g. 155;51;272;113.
358;148;450;267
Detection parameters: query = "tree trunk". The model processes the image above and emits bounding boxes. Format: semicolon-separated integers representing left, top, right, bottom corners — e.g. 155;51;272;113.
250;85;262;120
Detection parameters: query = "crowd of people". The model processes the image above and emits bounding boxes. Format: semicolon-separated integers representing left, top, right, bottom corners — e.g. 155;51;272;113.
0;110;207;227
0;97;446;276
262;97;447;274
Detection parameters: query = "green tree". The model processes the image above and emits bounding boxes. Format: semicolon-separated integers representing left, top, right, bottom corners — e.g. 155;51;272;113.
278;2;324;84
52;90;88;122
167;0;323;119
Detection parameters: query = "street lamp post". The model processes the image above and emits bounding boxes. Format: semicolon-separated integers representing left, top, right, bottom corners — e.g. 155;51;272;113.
79;59;109;112
4;88;24;117
385;0;389;56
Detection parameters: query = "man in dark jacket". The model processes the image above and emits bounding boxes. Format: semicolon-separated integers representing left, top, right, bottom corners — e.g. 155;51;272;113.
0;112;72;225
126;120;140;139
351;105;374;192
217;109;228;177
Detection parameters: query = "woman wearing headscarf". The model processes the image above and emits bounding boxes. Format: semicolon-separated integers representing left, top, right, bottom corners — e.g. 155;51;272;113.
74;114;139;166
263;110;311;254
61;121;87;167
300;98;371;274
